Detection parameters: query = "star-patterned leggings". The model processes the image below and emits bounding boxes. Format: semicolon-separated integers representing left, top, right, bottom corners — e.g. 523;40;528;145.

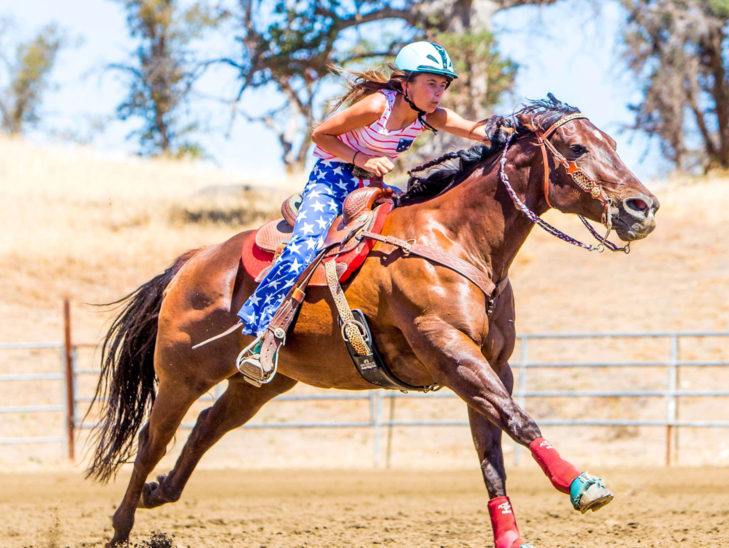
238;159;364;337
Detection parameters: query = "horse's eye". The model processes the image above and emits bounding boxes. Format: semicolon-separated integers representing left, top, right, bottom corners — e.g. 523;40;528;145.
570;144;588;156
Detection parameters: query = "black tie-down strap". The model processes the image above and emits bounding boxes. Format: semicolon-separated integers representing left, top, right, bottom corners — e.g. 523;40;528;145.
324;259;439;393
338;309;440;393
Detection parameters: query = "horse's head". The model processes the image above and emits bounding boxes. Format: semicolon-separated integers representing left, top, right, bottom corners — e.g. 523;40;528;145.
516;95;659;242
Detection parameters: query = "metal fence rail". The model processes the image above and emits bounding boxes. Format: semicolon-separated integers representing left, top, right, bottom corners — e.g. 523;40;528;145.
1;302;727;466
0;338;72;449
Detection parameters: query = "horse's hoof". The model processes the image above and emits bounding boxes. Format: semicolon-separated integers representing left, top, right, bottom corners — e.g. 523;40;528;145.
570;472;614;514
139;480;159;508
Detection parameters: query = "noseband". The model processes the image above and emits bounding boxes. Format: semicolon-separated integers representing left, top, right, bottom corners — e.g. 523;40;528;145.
499;113;629;253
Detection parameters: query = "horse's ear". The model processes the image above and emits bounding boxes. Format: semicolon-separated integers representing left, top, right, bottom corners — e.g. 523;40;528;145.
516;112;537;132
547;92;560;106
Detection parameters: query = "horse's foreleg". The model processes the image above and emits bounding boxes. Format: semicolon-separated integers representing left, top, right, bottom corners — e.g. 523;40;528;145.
108;380;204;547
469;407;529;548
140;374;297;508
406;322;612;513
467;351;529;547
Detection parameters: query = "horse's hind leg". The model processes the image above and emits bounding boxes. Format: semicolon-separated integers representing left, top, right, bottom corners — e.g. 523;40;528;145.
109;378;206;546
140;374;297;508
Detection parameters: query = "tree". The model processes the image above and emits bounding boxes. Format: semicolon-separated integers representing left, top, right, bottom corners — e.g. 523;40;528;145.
221;1;417;173
0;23;63;135
419;0;555;117
224;0;555;173
621;0;729;171
112;0;224;157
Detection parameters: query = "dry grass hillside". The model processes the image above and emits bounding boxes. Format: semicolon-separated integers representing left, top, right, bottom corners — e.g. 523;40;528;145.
2;135;727;342
0;136;298;342
514;173;729;334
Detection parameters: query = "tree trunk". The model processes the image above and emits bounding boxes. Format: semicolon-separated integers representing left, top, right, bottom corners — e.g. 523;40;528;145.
706;30;729;167
686;71;717;165
421;0;501;118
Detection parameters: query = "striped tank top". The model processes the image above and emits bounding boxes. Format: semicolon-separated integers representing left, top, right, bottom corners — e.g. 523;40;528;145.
313;89;427;162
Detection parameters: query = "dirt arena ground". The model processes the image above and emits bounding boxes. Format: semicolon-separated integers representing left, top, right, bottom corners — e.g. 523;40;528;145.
3;466;728;547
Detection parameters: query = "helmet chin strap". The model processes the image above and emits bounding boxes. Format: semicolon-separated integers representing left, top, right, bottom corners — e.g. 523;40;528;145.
401;76;439;133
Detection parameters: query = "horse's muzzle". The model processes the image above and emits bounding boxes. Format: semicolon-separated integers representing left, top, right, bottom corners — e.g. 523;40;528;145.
612;194;659;241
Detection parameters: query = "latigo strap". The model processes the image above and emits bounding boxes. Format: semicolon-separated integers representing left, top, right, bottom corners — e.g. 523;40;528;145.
325;260;370;357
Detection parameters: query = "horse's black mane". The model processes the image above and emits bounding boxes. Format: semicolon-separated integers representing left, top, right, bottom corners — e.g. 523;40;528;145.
397;93;580;206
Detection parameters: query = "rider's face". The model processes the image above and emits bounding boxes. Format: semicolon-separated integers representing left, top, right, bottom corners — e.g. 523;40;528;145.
406;73;449;113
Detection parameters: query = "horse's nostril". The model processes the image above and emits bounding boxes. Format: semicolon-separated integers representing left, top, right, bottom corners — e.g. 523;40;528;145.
626;198;648;213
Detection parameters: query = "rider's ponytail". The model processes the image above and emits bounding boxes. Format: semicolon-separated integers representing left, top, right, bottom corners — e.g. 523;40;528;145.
327;64;407;114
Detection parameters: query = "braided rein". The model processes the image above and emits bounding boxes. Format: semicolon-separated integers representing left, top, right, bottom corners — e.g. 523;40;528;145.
498;119;630;254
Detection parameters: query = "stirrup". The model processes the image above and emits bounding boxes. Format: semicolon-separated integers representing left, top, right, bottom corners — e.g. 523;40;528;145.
236;338;277;387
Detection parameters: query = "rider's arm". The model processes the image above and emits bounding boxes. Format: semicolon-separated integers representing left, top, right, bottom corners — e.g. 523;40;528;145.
311;93;394;177
428;107;489;142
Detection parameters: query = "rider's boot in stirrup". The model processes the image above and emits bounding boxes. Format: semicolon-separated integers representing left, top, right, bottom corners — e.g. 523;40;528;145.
236;338;264;385
236;338;278;387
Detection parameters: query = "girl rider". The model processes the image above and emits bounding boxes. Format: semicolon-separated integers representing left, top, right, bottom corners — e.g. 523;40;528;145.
237;41;499;376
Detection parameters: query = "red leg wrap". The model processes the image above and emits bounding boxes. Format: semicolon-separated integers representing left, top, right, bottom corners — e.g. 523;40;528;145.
529;437;580;493
487;496;525;548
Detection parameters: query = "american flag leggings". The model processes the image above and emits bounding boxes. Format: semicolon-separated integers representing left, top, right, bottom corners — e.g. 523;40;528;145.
237;159;364;337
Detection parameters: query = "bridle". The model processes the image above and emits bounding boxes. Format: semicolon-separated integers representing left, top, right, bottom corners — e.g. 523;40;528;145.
499;113;630;253
537;113;611;220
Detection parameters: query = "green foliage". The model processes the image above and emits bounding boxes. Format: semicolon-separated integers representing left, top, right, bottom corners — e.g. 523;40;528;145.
246;1;413;86
113;0;224;157
435;30;518;114
173;141;206;159
707;0;729;17
0;23;63;134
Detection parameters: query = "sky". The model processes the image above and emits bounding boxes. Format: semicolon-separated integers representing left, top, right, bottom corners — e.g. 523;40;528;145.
0;0;666;183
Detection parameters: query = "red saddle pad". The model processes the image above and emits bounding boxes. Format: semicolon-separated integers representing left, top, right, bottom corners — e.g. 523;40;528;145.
241;201;394;287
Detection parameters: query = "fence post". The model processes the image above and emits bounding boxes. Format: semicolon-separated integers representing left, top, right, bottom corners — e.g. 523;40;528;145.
665;335;678;466
370;391;384;468
62;299;75;461
385;393;396;468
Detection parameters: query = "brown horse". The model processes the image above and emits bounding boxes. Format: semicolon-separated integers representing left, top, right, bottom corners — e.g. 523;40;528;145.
88;96;658;547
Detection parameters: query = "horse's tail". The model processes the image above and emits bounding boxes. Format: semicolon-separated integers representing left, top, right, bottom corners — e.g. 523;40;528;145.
86;249;198;483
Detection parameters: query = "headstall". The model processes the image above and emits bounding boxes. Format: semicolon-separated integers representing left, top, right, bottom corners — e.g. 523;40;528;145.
499;113;630;253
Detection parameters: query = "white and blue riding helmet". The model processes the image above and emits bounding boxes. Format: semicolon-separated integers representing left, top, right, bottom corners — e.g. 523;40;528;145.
394;41;459;81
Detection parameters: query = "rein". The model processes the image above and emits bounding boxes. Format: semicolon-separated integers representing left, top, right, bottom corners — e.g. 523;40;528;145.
499;113;629;253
